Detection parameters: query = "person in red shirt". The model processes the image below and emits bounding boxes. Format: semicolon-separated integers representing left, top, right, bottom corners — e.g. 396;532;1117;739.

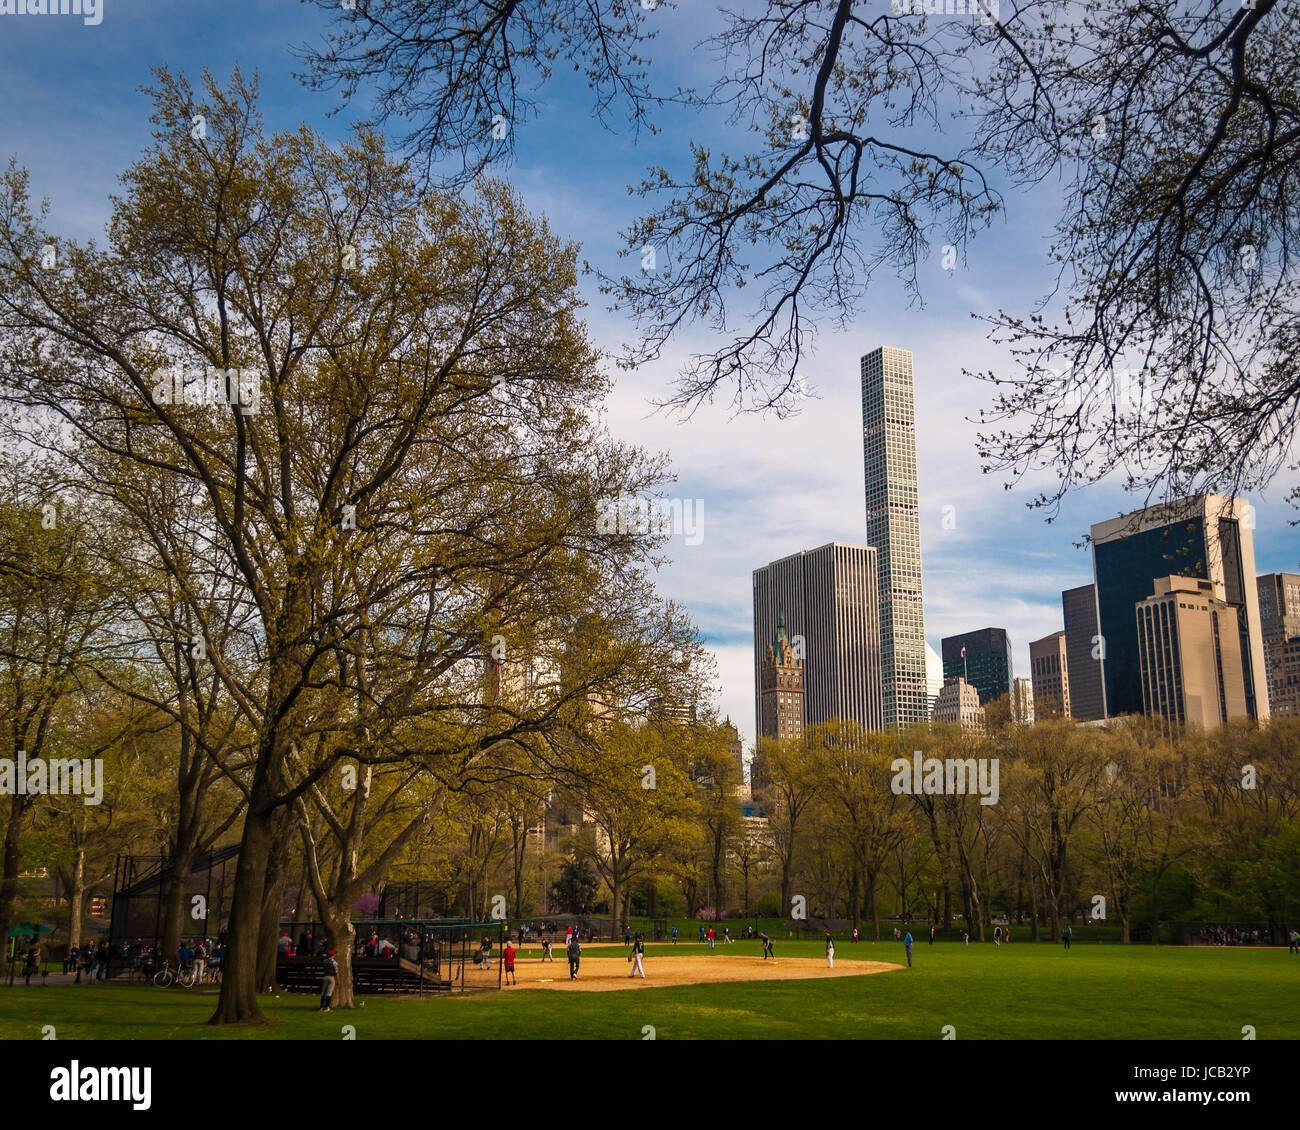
707;927;715;950
503;940;517;986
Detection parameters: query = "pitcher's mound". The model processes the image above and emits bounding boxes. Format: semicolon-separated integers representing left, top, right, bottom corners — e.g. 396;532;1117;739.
510;954;902;992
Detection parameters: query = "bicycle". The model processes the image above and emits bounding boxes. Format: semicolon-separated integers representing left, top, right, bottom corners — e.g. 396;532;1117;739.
151;960;197;988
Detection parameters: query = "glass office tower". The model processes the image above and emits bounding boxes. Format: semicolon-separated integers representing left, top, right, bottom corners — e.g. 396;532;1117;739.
1091;495;1268;721
941;627;1013;706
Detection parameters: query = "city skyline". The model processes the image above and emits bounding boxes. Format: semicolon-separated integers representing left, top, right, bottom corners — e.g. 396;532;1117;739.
2;4;1297;753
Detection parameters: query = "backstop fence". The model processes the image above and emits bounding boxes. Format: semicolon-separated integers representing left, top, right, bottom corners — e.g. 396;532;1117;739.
274;918;505;994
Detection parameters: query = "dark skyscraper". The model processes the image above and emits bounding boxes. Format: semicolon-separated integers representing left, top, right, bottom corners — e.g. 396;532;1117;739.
1062;584;1105;722
940;628;1012;706
1091;495;1268;721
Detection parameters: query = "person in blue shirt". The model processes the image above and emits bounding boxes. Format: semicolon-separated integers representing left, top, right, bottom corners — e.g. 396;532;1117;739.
903;931;914;968
671;925;677;944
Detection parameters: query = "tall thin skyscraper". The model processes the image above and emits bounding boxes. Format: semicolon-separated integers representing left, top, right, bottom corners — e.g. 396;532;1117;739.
752;543;883;736
861;346;927;730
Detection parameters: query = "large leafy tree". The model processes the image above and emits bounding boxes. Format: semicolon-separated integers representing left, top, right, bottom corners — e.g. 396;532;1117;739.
0;68;695;1024
569;718;699;937
0;461;120;946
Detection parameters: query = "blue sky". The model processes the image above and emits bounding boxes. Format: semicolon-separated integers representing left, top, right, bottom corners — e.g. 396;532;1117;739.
4;0;1297;746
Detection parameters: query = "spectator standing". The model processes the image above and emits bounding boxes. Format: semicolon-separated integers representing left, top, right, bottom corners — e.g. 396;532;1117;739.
320;950;338;1011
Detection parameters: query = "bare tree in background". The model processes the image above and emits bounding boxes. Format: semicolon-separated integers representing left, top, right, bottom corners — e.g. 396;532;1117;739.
301;0;1300;509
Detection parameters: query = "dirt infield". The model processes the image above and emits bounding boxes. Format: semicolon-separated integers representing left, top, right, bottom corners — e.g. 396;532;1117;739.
506;952;903;991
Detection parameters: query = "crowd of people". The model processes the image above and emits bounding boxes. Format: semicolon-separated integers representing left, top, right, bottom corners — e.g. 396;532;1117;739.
15;934;225;985
1197;925;1275;946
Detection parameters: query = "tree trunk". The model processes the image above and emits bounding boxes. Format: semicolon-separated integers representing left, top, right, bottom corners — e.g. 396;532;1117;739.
62;847;84;964
1014;852;1025;926
1151;870;1161;946
159;843;196;974
325;912;357;1009
0;796;32;948
209;806;275;1024
1028;870;1040;942
609;875;621;940
255;817;292;993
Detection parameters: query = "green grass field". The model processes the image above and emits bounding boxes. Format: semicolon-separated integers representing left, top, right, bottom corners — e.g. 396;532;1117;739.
3;941;1296;1040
